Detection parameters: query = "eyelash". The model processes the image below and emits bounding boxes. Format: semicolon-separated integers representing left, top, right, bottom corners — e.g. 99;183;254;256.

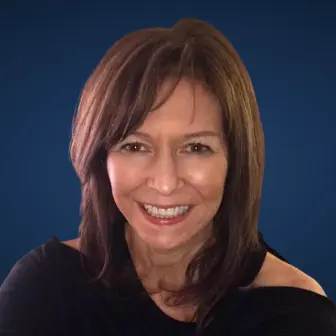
186;142;213;154
119;141;213;154
119;142;148;153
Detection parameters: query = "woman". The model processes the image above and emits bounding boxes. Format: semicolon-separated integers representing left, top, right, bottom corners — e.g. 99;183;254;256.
0;18;335;335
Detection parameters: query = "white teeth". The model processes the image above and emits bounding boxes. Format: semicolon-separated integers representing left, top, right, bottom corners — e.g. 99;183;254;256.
143;204;190;218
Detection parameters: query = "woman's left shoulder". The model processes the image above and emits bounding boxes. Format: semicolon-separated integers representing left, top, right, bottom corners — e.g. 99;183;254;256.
252;251;327;297
209;253;336;335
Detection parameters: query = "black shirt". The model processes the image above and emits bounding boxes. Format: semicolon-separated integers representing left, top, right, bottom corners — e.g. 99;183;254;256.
0;235;335;335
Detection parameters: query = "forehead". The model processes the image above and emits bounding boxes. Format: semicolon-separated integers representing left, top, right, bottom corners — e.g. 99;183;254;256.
137;78;222;135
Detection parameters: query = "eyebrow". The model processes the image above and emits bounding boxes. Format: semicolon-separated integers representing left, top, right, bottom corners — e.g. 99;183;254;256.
132;130;220;140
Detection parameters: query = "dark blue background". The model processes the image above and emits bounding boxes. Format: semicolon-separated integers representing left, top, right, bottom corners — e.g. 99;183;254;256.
1;1;335;300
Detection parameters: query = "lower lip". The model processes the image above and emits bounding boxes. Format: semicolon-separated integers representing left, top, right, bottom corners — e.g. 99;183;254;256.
138;203;192;226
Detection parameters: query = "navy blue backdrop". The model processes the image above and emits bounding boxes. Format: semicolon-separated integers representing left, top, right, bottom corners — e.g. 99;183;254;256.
1;1;335;300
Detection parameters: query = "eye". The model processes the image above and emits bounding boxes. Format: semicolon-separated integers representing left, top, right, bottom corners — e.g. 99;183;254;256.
184;142;212;154
120;142;149;153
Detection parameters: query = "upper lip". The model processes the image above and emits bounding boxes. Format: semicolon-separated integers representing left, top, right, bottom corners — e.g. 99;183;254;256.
138;202;191;209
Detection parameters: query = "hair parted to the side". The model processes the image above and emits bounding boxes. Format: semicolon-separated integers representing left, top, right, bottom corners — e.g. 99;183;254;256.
70;18;265;329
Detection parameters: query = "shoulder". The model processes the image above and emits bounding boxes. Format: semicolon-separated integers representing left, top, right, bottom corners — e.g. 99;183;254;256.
211;286;336;335
1;239;57;289
211;252;336;335
62;237;80;250
0;237;77;297
0;238;83;333
252;251;327;296
1;237;84;294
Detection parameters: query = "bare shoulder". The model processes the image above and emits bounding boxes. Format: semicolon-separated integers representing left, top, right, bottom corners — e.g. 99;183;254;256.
62;238;80;251
252;252;327;297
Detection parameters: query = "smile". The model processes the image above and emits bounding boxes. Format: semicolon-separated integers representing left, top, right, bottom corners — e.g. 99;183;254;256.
143;204;190;219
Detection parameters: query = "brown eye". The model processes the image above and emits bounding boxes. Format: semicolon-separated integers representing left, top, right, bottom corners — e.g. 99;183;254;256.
120;142;148;152
186;142;212;154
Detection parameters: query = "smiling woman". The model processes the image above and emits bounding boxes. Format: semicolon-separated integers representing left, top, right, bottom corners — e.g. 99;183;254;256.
106;79;227;254
1;18;336;336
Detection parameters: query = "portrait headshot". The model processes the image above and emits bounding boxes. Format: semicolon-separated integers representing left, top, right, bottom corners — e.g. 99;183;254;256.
0;6;335;336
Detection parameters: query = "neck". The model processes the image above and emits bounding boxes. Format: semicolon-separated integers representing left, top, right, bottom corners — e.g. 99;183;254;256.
125;224;212;290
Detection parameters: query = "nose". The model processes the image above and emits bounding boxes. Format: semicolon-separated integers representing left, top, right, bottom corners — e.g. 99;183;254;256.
147;152;183;196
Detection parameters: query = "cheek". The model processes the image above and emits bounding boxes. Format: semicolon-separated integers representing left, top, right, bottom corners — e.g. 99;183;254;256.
106;155;142;195
186;158;227;202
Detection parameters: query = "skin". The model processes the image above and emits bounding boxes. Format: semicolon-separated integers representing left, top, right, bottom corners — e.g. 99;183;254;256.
107;79;228;276
105;79;229;319
64;78;326;321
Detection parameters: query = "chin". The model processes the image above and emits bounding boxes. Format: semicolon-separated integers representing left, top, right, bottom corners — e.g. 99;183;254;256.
140;232;185;251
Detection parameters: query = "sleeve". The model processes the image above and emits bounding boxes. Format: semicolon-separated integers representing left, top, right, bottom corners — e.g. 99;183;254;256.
0;250;58;336
244;309;336;336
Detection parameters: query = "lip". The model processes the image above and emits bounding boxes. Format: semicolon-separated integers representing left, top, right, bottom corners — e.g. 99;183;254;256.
137;202;193;226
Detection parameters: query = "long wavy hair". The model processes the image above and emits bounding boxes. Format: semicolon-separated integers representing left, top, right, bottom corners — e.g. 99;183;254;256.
70;18;265;329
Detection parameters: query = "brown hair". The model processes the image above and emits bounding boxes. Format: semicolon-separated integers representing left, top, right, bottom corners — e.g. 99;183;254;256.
70;18;265;329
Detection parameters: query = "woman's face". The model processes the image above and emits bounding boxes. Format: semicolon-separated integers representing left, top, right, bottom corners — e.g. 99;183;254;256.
107;79;228;251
